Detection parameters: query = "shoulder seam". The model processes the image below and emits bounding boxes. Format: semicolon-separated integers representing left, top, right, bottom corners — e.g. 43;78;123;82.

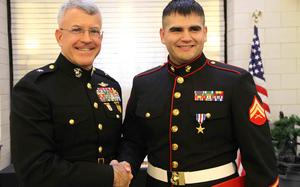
136;64;166;77
207;61;242;75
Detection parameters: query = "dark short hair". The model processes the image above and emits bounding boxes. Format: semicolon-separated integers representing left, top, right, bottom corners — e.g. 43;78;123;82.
162;0;205;24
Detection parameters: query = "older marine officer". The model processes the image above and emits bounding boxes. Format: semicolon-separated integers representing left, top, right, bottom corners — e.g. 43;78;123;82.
11;0;132;187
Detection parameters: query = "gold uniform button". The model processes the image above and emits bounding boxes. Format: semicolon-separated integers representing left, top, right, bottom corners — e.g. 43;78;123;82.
98;146;103;153
172;161;179;169
172;109;180;116
174;92;181;99
116;114;120;119
206;113;211;119
176;77;184;84
49;64;55;69
69;119;75;125
93;102;98;109
98;124;103;130
145;112;151;118
185;65;191;72
171;126;178;133
87;83;92;89
172;143;179;151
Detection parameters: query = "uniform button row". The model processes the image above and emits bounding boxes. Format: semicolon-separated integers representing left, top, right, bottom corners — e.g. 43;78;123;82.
172;161;178;169
69;119;75;125
94;102;98;109
177;77;184;84
172;109;180;116
98;146;103;153
172;143;179;151
174;92;181;99
171;126;178;133
87;83;92;89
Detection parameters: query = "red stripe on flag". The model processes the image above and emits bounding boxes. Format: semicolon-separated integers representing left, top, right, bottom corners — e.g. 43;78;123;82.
256;85;268;96
263;103;270;113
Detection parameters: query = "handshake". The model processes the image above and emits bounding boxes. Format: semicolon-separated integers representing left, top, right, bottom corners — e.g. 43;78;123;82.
110;160;133;187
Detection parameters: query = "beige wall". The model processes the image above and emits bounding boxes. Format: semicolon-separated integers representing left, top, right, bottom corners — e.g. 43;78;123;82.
227;0;300;121
0;0;11;170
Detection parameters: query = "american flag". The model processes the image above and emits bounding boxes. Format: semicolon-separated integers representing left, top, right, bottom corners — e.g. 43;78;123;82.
248;25;270;118
236;25;270;176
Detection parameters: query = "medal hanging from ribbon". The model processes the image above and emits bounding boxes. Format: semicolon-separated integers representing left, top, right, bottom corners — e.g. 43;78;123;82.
195;113;206;134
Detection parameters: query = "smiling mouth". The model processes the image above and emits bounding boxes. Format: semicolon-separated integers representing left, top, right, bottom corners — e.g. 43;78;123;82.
178;45;195;50
76;47;94;51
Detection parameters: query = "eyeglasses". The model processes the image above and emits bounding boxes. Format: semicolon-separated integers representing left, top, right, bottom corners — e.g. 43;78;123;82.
60;27;103;38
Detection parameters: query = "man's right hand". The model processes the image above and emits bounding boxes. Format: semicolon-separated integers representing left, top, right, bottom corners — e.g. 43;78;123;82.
110;160;133;187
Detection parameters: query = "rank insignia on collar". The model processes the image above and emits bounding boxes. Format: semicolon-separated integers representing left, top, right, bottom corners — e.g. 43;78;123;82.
249;95;266;126
185;65;191;72
96;87;121;102
194;91;224;102
91;67;96;76
98;82;109;87
74;68;82;78
196;113;207;134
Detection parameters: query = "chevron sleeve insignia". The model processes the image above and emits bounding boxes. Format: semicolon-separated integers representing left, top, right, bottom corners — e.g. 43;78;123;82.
249;95;267;125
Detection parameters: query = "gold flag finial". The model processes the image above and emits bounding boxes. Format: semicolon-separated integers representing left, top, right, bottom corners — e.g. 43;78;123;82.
252;10;262;24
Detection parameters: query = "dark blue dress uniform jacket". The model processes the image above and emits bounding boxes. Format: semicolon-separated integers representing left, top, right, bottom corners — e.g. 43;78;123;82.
120;53;278;187
11;54;122;187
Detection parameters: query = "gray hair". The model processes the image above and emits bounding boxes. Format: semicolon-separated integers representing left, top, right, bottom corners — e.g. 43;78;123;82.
57;0;101;24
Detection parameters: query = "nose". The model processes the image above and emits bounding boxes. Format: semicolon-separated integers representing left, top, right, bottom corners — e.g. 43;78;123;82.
181;30;192;41
81;30;92;42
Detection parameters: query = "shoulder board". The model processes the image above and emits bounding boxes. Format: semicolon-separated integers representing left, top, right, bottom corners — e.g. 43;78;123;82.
207;60;248;75
136;64;166;77
93;68;118;83
25;63;56;81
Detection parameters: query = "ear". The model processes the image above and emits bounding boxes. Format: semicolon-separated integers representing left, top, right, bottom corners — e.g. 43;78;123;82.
99;31;103;42
159;28;165;44
203;26;208;42
55;29;63;47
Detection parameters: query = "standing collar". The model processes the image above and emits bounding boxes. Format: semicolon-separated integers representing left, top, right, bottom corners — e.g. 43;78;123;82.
167;53;207;77
55;53;95;81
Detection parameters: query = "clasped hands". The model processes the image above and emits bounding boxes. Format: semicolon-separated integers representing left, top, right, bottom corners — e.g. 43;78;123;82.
110;160;133;187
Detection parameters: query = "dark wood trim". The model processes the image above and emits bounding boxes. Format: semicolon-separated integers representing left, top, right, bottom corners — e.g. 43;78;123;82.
7;0;13;97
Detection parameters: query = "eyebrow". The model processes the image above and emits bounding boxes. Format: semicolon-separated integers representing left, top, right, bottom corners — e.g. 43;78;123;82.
70;25;100;29
169;25;202;32
190;25;202;30
169;26;182;32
